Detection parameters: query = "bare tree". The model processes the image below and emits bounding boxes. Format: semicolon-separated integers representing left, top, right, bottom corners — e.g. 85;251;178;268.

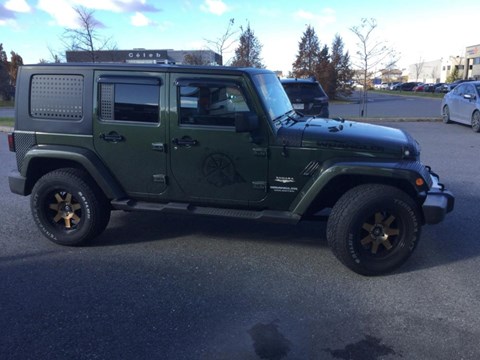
204;18;238;65
350;18;396;116
414;57;425;81
62;6;115;62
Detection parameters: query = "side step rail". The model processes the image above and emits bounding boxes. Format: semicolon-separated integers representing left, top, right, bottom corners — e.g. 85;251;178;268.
111;199;301;224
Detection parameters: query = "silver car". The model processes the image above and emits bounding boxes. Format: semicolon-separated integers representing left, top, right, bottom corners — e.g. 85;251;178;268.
441;81;480;132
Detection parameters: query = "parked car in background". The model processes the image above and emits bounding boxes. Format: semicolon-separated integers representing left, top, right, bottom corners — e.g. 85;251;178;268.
441;81;480;132
390;82;403;90
413;83;429;92
399;82;422;91
426;83;444;93
281;77;329;118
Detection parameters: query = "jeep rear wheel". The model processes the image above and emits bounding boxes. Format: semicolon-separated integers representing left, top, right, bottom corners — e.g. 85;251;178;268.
31;168;111;246
327;184;421;276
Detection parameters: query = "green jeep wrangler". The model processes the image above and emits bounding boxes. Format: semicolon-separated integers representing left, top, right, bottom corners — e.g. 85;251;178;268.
8;63;454;275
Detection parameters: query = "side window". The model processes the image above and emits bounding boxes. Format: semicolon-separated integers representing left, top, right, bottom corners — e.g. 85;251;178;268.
464;84;474;97
178;82;250;127
99;77;160;123
30;74;84;120
453;85;464;96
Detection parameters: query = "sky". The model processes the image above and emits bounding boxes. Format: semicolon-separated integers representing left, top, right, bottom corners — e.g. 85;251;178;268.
1;0;479;75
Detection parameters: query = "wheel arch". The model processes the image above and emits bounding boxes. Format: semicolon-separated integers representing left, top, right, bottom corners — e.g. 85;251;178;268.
21;145;126;200
290;162;425;218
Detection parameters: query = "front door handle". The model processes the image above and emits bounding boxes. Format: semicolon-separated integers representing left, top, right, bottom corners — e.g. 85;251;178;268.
100;132;124;143
172;137;198;147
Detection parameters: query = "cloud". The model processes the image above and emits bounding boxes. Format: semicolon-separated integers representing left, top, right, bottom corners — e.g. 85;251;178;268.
37;0;79;27
200;0;228;16
75;0;161;13
5;0;31;13
131;11;155;26
36;0;161;28
293;7;336;27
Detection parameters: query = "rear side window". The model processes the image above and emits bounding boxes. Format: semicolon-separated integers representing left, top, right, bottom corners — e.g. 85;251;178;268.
98;77;160;123
30;74;84;120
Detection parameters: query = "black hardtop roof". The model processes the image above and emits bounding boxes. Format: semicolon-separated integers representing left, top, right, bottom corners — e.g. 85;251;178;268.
21;62;273;76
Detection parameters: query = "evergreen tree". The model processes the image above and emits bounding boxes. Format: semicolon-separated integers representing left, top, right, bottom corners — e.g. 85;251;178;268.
230;23;264;68
292;25;320;78
9;51;23;86
330;34;353;98
314;45;333;96
0;44;12;100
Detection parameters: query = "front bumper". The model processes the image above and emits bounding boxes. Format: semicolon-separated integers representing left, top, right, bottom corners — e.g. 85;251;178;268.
422;173;454;224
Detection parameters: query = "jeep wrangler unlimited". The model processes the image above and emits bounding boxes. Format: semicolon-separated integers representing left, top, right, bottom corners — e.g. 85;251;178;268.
8;63;454;275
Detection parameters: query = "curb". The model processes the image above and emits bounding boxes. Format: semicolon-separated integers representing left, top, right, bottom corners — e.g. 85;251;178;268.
0;126;13;133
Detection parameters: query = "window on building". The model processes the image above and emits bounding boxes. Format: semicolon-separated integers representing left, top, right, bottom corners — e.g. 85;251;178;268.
447;65;451;71
177;81;250;127
98;77;160;123
473;57;480;65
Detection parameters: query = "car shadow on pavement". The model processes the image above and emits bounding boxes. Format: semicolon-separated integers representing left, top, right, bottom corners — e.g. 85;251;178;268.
93;211;328;250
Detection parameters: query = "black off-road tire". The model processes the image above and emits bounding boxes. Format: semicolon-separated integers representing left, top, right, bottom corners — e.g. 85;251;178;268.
442;105;451;124
31;168;111;246
327;184;421;276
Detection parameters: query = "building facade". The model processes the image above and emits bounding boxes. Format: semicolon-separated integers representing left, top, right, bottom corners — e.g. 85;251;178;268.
465;44;480;80
66;49;222;66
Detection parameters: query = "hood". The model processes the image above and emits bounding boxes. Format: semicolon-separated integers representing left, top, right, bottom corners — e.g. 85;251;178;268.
276;118;419;159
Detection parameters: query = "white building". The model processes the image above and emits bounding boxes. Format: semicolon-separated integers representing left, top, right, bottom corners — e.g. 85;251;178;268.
408;56;465;83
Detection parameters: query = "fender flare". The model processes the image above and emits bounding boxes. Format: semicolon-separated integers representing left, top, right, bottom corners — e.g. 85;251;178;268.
289;160;428;215
22;145;125;199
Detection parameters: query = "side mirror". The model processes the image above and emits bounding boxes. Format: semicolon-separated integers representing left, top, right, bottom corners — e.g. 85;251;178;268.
464;94;476;101
235;112;259;132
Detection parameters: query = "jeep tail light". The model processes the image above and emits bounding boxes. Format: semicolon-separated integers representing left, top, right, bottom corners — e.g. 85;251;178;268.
7;133;15;152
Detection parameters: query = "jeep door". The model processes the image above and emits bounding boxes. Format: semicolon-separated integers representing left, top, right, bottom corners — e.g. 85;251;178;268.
169;75;268;205
93;72;167;197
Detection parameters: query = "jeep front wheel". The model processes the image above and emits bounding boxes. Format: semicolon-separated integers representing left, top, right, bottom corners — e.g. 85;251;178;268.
327;184;421;276
31;168;111;246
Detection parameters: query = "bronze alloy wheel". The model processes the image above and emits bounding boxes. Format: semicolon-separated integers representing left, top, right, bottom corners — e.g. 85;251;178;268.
327;184;421;276
31;168;111;246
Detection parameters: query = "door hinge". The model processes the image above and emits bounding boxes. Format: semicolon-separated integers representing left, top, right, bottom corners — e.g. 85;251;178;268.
252;147;268;157
153;174;167;184
252;181;267;191
152;143;166;152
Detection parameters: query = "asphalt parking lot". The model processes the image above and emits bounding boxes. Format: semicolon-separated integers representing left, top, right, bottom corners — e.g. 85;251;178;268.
1;120;479;360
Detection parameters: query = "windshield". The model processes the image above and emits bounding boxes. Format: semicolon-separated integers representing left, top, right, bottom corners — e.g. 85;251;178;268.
252;73;293;122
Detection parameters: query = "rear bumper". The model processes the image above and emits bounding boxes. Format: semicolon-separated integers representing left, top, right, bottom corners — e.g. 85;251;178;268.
8;170;29;196
422;174;454;224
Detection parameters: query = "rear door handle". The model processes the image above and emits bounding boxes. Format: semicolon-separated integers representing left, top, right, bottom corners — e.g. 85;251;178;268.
172;137;198;147
100;132;124;143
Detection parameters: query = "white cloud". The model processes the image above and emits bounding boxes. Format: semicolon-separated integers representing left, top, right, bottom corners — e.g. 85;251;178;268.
5;0;31;13
293;7;336;27
37;0;79;27
200;0;228;16
131;12;151;26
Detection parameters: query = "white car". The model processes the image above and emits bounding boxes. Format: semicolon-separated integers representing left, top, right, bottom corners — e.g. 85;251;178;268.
441;81;480;132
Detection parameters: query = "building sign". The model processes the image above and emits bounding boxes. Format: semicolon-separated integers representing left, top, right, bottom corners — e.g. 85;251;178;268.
127;51;168;60
466;46;480;58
